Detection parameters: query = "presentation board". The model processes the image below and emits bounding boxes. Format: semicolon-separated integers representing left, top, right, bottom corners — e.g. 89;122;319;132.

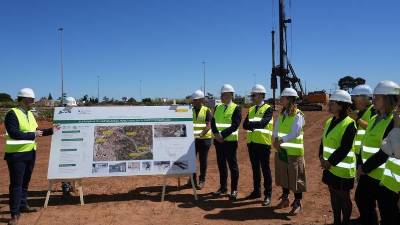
47;106;195;179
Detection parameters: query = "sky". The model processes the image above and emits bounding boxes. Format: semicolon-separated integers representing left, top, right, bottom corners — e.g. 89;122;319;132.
0;0;399;100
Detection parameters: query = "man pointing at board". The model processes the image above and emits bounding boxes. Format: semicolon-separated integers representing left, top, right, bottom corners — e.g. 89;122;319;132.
3;88;57;225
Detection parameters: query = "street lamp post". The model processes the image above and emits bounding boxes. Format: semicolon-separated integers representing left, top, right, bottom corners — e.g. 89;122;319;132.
202;61;206;96
97;75;100;103
58;28;64;104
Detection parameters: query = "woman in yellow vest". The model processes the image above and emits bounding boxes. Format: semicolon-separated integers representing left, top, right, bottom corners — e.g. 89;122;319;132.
191;90;213;189
319;90;357;225
4;88;56;225
355;80;399;225
273;88;306;215
380;100;400;222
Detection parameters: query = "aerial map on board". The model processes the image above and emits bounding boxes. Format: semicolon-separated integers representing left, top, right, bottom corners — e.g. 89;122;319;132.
93;125;153;161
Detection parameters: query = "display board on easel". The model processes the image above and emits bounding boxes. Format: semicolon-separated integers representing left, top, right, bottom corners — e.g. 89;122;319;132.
45;106;197;207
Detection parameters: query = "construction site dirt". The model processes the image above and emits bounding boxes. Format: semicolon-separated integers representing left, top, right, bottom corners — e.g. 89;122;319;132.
0;110;361;225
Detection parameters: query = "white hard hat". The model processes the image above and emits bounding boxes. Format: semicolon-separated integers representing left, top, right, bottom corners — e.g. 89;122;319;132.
351;84;373;97
330;90;352;104
65;97;77;106
221;84;235;93
251;84;266;94
17;88;35;99
192;90;205;100
281;88;299;98
373;80;400;95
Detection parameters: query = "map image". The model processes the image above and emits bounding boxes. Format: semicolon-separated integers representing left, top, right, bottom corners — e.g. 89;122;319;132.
93;125;153;161
154;124;187;138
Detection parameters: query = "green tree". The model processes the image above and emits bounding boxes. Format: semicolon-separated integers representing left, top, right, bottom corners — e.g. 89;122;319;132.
0;93;13;102
48;93;53;100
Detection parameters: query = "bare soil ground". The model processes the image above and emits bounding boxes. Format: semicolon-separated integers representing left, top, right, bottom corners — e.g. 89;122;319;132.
0;110;360;225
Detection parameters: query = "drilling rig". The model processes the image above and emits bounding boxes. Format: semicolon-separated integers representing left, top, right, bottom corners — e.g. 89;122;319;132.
270;0;327;111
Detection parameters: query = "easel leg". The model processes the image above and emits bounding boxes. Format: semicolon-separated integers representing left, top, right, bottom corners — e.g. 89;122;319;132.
190;174;198;201
77;180;84;205
44;181;53;208
161;176;167;202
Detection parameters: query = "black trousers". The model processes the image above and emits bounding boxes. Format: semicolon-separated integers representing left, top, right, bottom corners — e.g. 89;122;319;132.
215;141;239;191
328;186;352;225
247;143;272;197
355;175;399;225
6;153;36;217
193;138;212;184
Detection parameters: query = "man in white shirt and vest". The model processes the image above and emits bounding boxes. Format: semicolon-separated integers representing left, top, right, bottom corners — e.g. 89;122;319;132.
243;84;274;206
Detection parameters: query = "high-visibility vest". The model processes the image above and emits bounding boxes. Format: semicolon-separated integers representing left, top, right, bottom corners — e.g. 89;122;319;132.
322;116;357;179
246;103;273;145
277;109;304;156
353;105;374;155
214;103;239;141
192;106;212;139
361;113;393;181
5;108;38;153
380;157;400;193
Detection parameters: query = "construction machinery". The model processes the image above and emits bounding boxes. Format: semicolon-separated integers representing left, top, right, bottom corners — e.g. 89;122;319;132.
270;0;328;111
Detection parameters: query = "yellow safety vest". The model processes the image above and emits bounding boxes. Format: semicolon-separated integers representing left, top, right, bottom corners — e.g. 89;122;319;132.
214;103;239;142
277;109;304;156
380;157;400;193
5;108;38;153
322;116;357;179
353;105;374;155
361;113;393;181
246;104;273;145
192;106;212;139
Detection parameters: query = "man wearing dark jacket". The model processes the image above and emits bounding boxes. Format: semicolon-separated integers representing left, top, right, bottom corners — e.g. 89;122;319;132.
4;88;55;225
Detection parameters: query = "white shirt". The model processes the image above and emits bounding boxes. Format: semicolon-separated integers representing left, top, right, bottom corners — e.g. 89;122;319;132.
381;127;400;159
273;111;305;143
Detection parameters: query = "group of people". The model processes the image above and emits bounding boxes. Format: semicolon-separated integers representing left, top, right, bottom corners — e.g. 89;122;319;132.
190;83;307;216
3;80;400;225
319;81;400;225
190;81;400;225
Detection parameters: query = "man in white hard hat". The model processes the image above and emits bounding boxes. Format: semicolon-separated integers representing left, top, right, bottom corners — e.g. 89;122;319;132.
243;84;274;206
190;90;213;189
348;85;376;165
211;84;241;200
64;97;77;107
4;88;57;225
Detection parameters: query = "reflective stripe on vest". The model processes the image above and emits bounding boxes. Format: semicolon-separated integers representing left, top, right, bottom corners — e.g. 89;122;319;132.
214;103;239;141
246;103;273;145
322;116;356;179
361;113;393;181
353;105;374;155
380;157;400;193
277;109;304;156
192;106;212;139
5;108;38;153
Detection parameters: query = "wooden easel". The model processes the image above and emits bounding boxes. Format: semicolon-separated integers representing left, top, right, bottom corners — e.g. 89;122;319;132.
44;179;84;208
161;174;198;201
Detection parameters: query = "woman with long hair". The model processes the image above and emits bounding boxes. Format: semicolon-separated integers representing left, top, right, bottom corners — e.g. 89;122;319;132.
273;88;307;215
